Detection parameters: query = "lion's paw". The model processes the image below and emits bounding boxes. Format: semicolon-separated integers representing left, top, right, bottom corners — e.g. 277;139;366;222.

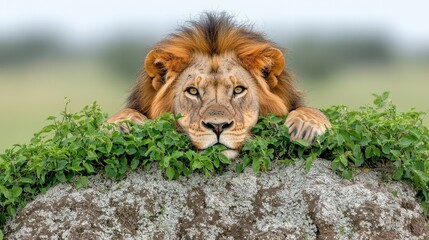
106;108;147;133
285;107;331;143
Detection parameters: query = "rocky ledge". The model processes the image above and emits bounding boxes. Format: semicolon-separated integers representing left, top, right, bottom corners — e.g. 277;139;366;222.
3;159;428;239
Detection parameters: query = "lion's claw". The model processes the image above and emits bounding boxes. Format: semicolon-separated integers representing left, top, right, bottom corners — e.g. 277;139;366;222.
285;107;331;143
106;108;147;133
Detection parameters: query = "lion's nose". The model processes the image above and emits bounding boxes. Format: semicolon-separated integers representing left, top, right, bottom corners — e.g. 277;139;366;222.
202;121;233;136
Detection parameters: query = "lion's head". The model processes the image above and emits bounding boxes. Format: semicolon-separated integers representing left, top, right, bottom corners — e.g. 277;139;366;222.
126;13;303;157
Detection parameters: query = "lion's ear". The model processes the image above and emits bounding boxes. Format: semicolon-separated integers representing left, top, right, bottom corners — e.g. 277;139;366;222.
144;49;189;90
240;47;285;87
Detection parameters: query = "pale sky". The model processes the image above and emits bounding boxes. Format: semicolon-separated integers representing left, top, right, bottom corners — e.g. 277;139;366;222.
1;0;429;48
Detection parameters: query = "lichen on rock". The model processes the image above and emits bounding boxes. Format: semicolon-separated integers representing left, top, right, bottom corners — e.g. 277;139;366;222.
3;159;428;239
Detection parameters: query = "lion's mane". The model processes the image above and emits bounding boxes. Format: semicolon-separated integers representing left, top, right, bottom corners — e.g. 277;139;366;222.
127;12;303;119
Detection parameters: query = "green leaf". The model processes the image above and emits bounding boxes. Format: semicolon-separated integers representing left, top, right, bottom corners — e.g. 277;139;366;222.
236;163;244;173
365;147;373;158
305;157;314;171
181;167;190;176
11;186;22;198
373;91;389;106
171;151;183;159
0;229;4;240
293;139;311;148
87;151;98;160
219;154;231;164
69;159;85;172
41;124;55;133
339;155;348;167
205;161;214;172
382;144;391;154
126;147;137;155
213;157;220;168
106;141;113;153
191;161;203;170
336;134;345;145
398;138;413;148
76;176;89;189
105;165;117;179
118;158;128;175
55;172;67;182
372;146;381;157
281;159;295;165
112;136;126;144
56;159;68;171
166;167;175;180
392;167;404;180
0;186;11;200
252;159;261;173
19;177;35;184
413;169;429;185
111;146;125;155
352;145;364;166
83;162;95;173
7;205;16;217
381;91;389;100
390;150;401;158
341;170;353;180
130;158;140;170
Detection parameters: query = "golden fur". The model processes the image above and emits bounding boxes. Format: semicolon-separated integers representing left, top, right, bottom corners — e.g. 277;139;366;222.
126;12;302;119
109;12;331;157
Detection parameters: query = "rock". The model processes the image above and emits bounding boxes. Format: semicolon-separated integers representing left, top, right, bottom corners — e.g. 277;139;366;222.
3;159;429;239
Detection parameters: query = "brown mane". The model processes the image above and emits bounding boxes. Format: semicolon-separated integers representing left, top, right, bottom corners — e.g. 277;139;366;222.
127;12;303;119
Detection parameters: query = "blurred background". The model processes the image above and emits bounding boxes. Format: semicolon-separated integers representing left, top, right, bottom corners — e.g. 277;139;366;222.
1;0;428;152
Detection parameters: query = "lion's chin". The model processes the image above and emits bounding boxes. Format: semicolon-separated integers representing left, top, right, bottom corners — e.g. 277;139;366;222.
213;143;240;159
190;136;243;159
197;142;240;159
221;149;239;159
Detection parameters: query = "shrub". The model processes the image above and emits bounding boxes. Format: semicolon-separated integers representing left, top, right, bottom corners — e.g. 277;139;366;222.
0;93;428;238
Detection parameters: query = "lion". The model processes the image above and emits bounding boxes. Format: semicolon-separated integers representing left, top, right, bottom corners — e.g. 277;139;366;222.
107;12;331;159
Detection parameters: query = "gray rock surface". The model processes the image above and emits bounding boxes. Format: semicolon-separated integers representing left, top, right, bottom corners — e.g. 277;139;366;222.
3;159;429;239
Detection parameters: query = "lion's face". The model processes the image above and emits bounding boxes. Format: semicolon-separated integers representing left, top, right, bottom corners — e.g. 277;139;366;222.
172;54;259;157
130;13;303;158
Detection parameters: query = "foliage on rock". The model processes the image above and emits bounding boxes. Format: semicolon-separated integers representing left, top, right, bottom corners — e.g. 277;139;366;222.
0;92;428;238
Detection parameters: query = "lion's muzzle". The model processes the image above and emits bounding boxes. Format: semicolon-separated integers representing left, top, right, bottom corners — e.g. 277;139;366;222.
197;103;238;149
202;121;233;140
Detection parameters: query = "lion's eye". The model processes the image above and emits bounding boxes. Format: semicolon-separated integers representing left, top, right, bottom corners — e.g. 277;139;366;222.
186;87;199;96
233;86;246;95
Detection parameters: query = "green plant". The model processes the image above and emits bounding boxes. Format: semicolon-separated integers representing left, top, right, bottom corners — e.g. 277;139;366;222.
321;92;429;215
0;100;231;233
238;92;428;215
0;92;428;237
